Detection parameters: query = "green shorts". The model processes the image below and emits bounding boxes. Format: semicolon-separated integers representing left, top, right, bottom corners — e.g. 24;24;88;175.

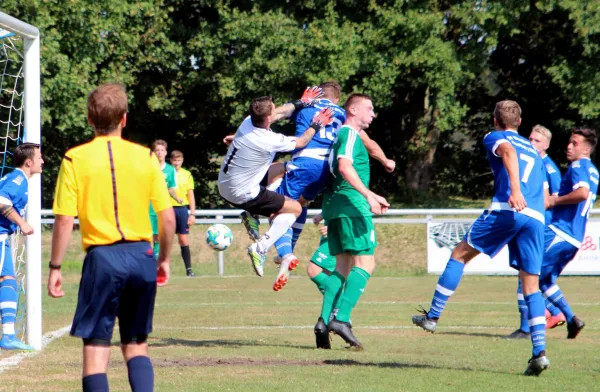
310;236;336;272
328;216;376;256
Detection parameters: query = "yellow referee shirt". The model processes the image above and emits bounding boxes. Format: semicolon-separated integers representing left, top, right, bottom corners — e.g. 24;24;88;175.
52;136;172;250
172;168;195;207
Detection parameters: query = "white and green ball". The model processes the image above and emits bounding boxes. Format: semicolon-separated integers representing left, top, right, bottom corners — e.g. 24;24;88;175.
205;224;233;251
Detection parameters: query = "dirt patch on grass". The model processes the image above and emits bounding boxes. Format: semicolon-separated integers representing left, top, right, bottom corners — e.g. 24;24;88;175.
154;357;328;367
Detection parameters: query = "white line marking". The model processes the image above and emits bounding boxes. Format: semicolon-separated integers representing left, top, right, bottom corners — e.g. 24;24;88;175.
0;325;71;374
155;300;600;307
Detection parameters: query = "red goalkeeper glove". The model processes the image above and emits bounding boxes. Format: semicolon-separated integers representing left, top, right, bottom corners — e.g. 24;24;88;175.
293;86;324;110
309;108;334;131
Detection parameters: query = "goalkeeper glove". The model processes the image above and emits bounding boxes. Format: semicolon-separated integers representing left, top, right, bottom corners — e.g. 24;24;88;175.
309;108;334;131
292;86;324;110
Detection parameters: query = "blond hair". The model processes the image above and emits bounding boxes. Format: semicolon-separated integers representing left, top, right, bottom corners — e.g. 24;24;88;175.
493;100;521;129
531;124;552;141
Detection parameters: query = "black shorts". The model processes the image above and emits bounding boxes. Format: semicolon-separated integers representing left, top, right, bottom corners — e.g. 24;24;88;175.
70;241;157;345
229;187;285;217
174;206;190;235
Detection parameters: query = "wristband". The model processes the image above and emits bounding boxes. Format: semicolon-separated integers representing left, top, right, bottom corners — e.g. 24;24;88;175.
48;261;61;270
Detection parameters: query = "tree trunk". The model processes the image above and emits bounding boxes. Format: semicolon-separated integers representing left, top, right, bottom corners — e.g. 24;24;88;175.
405;88;441;191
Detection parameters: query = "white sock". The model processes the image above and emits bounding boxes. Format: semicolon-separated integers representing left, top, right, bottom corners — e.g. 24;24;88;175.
257;213;296;253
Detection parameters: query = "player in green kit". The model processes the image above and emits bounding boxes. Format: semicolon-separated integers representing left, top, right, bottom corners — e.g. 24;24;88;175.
314;93;389;350
150;140;183;275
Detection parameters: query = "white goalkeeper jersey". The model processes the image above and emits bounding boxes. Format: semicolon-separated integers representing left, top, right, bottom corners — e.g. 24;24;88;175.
218;116;297;204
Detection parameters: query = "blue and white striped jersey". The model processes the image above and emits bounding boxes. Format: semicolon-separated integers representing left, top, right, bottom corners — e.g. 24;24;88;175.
0;169;28;235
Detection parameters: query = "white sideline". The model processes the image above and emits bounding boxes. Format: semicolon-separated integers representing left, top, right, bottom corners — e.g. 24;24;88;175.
0;325;71;374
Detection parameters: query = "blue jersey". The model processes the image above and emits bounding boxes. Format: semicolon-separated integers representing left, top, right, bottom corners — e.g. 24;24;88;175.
483;130;546;223
290;99;346;162
543;154;562;223
0;169;29;235
550;158;599;245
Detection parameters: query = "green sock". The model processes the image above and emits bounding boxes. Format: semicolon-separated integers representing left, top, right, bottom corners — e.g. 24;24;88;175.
310;272;330;295
153;243;160;260
335;267;371;323
320;271;345;325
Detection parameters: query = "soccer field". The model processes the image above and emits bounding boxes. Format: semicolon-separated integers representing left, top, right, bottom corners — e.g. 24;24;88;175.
2;272;599;391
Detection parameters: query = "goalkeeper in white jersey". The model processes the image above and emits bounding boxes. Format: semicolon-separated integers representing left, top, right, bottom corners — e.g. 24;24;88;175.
218;89;333;276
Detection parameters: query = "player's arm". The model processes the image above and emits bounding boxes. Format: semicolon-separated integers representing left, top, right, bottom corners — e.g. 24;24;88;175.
168;187;183;204
496;143;526;211
550;188;589;207
271;87;324;123
294;108;334;149
0;203;32;235
48;156;78;298
338;158;389;215
151;160;176;284
187;174;196;226
358;131;395;173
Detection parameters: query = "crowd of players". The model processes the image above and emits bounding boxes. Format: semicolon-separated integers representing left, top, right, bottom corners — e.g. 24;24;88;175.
0;82;592;390
217;88;598;377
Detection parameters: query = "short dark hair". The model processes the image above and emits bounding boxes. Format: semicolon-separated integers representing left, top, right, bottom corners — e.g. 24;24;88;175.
249;96;273;127
573;128;597;152
344;93;372;111
152;139;167;150
14;143;40;167
320;81;342;100
87;83;128;135
170;150;183;159
493;100;521;129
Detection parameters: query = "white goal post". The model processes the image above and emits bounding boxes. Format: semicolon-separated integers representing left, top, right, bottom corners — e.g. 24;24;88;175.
0;12;42;350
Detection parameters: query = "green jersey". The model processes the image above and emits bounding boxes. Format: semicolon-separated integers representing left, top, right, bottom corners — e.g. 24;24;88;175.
322;125;371;219
150;162;177;216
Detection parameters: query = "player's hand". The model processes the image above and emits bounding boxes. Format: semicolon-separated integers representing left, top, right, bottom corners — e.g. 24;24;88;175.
47;269;65;298
19;222;34;235
176;198;184;205
309;108;334;131
383;159;396;173
312;213;323;225
187;215;196;226
320;225;328;237
546;195;558;209
157;259;171;287
293;86;324;110
367;192;390;215
508;191;527;212
223;134;234;145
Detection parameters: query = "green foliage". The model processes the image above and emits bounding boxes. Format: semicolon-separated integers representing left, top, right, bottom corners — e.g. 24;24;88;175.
2;0;600;206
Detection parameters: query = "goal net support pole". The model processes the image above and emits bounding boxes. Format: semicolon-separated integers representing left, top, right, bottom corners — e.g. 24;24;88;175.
0;12;42;350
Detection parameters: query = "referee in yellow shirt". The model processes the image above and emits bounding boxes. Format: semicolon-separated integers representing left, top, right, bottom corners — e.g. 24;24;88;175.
47;83;176;392
169;150;197;277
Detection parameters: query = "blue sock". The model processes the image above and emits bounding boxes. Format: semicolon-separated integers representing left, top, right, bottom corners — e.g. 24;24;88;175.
127;356;154;392
541;283;574;322
517;282;530;333
291;207;307;250
546;299;562;317
525;291;546;357
275;227;293;258
82;373;109;392
428;258;464;319
0;279;18;338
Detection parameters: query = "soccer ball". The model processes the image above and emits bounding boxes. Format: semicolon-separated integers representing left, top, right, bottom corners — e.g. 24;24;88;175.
205;224;233;251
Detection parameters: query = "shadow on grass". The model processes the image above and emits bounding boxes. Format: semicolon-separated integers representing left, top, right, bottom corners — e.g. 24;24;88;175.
323;359;508;375
437;331;509;339
151;337;314;350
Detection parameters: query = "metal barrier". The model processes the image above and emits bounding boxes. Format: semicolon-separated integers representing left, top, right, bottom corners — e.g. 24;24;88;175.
40;208;600;276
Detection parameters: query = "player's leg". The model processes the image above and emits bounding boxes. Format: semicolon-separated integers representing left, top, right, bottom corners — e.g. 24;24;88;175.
511;218;549;376
308;236;336;294
506;280;531;339
413;212;516;332
149;205;160;260
175;206;195;277
74;245;128;391
117;242;158;392
0;239;33;350
538;238;583;338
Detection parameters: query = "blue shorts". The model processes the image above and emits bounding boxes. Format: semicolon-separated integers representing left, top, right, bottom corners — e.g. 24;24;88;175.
277;159;330;201
465;210;544;275
71;241;157;345
539;228;579;285
174;206;190;235
0;235;14;277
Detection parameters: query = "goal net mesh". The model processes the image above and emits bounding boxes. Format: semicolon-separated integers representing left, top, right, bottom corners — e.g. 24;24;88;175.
0;28;27;341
